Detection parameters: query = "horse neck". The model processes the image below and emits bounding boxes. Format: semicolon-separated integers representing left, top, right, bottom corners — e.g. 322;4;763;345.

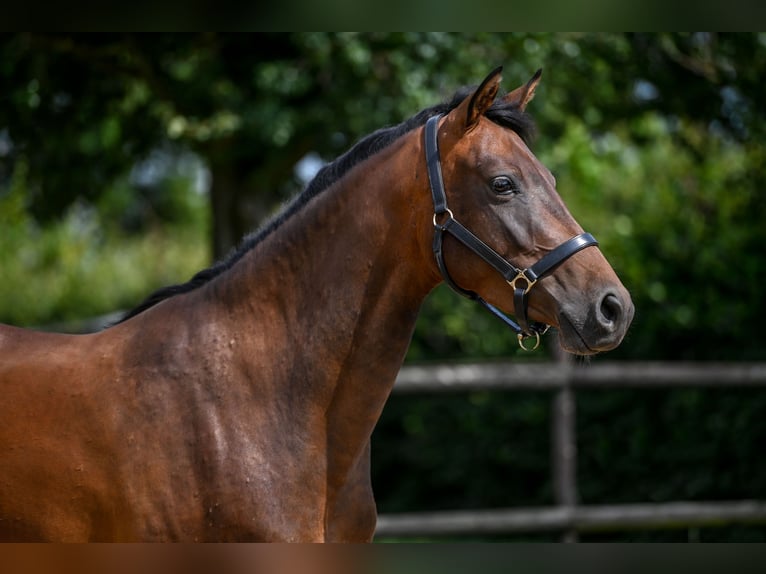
201;128;437;444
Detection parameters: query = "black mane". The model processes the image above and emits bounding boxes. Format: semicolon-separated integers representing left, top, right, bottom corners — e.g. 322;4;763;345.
118;88;535;322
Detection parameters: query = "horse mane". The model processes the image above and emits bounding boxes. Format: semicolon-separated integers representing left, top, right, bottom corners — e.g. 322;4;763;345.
117;87;535;323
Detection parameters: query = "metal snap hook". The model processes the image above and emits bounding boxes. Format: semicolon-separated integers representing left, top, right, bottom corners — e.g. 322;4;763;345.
517;331;541;351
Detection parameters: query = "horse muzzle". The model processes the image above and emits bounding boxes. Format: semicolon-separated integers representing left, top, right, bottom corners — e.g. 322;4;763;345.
557;287;634;355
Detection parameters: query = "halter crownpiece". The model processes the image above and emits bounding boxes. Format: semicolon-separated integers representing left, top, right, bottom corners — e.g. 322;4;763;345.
424;114;599;351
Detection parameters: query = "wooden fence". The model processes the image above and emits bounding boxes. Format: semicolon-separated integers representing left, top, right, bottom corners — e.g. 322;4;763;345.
374;358;766;541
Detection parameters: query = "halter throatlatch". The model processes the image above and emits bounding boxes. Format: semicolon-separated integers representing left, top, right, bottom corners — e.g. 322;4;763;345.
425;114;599;351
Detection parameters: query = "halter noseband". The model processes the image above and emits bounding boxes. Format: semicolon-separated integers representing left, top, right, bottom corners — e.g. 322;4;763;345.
424;114;598;351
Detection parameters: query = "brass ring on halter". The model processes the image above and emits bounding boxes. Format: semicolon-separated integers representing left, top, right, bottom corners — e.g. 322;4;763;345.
517;331;541;351
508;270;537;295
432;208;454;229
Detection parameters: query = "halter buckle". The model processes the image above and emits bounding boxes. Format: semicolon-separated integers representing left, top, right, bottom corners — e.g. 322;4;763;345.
517;331;541;351
508;270;536;294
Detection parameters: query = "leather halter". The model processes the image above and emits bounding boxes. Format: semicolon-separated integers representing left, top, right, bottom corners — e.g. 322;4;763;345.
424;114;598;350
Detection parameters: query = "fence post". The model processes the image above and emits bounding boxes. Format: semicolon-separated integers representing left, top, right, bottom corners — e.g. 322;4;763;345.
551;344;578;542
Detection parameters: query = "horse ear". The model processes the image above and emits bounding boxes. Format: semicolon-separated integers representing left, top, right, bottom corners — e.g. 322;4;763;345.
466;66;503;128
502;68;542;111
464;66;503;129
442;66;503;137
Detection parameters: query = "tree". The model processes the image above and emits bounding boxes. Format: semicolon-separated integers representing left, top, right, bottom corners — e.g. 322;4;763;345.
1;33;524;257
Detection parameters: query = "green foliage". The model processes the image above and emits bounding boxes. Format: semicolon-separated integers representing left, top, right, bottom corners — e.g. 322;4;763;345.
0;153;208;326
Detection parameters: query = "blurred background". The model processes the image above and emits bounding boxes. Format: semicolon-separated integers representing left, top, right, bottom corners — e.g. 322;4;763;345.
1;33;765;540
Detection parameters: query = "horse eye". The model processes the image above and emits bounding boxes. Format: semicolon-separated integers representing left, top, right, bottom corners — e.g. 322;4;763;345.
491;176;519;195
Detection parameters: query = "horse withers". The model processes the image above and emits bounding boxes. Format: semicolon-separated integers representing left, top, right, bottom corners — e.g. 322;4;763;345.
0;68;633;541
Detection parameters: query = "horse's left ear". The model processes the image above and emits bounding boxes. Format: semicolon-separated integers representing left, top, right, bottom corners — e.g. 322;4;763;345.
502;68;542;111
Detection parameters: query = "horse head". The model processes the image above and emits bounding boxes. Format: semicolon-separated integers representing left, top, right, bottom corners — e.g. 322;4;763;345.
426;68;633;354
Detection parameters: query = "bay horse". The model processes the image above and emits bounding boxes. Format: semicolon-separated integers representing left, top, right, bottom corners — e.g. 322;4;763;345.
0;68;633;541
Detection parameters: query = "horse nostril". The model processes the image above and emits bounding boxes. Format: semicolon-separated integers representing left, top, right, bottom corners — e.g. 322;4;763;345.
599;293;622;326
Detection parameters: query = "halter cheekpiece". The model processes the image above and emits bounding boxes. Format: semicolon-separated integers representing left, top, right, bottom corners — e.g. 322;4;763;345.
424;114;599;351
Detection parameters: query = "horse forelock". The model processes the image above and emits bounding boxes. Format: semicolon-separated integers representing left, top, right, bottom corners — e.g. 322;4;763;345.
117;86;535;324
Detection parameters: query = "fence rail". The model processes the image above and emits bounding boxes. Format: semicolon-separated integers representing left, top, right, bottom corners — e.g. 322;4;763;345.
376;500;766;537
392;361;766;392
375;360;766;540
